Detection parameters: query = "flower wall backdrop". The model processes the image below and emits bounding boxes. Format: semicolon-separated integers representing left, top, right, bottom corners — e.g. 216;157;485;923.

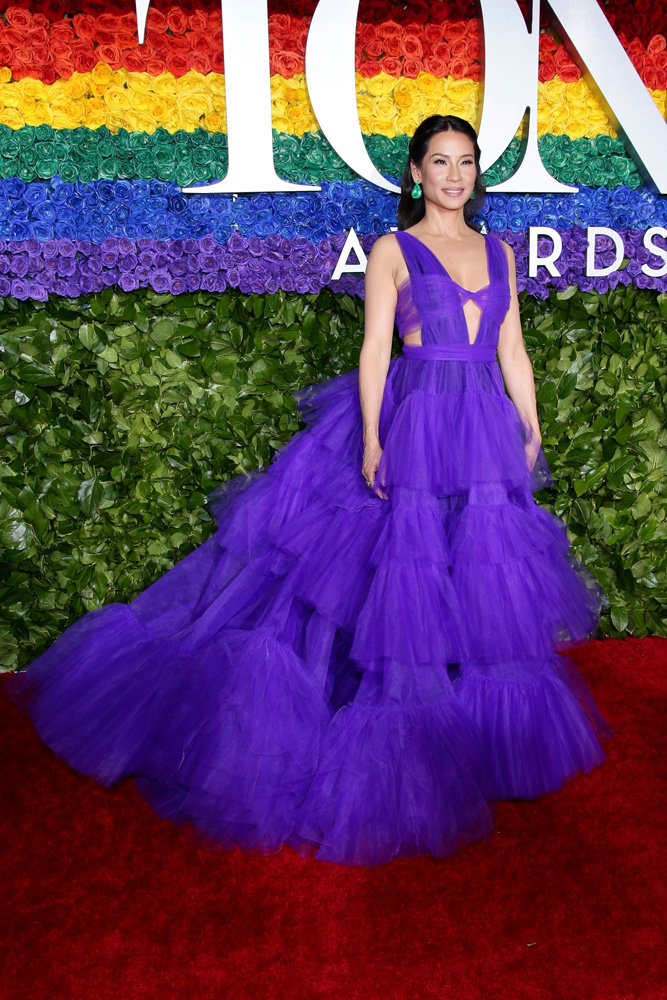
0;0;666;299
1;0;666;666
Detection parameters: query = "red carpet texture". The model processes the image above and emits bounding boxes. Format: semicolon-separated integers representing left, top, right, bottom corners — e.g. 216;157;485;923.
1;637;666;1000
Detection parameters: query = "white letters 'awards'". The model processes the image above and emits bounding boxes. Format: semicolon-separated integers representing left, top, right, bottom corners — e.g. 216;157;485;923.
586;227;625;277
529;227;563;276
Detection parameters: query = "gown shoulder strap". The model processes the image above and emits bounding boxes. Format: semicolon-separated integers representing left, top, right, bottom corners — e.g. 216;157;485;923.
484;232;510;286
393;230;432;278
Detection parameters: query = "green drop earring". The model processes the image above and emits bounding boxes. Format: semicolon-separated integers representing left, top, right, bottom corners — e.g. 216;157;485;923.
470;186;476;201
411;181;422;200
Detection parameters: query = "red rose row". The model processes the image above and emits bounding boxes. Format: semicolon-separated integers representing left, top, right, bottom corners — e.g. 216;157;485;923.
1;3;666;89
3;0;667;48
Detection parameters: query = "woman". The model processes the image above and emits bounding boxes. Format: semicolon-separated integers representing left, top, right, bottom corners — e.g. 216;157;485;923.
6;115;610;866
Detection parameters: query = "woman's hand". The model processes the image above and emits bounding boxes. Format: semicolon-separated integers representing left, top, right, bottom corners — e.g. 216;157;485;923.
362;440;388;499
524;424;542;471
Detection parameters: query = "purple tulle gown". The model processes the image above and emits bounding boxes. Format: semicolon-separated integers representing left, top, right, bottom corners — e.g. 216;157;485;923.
6;231;611;865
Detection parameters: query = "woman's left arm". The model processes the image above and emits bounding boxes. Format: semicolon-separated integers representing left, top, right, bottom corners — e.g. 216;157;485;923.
496;241;542;470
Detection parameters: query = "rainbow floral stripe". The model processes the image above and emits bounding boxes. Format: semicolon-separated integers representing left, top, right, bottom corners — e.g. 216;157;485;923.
0;0;666;301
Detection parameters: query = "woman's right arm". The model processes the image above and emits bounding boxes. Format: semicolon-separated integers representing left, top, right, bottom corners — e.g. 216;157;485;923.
359;235;399;495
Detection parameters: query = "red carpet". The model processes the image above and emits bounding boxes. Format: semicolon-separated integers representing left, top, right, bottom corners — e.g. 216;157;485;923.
1;638;666;1000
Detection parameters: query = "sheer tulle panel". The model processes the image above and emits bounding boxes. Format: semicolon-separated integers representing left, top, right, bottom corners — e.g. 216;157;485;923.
293;687;494;865
395;277;421;341
456;654;608;801
377;389;530;494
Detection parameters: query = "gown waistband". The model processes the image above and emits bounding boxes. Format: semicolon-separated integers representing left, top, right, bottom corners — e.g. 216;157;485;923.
402;343;497;362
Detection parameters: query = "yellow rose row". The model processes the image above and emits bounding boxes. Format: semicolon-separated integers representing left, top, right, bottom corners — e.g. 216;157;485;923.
0;64;664;140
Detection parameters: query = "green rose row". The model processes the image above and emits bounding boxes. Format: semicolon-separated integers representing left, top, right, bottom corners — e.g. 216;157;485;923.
0;124;642;191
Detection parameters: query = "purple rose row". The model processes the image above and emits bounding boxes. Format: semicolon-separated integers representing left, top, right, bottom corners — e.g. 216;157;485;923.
0;229;665;302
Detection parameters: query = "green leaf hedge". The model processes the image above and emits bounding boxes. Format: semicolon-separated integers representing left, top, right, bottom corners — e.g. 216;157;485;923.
1;284;665;670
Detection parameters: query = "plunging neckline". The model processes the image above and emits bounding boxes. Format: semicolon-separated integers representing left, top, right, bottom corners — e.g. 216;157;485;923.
402;230;492;297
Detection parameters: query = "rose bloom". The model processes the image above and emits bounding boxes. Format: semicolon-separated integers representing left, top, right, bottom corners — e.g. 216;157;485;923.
168;7;189;34
356;59;380;77
152;95;176;118
273;50;303;77
378;20;402;39
91;62;114;86
191;30;214;55
146;30;168;55
20;76;48;100
12;44;34;66
539;56;557;82
271;13;292;35
5;7;32;28
95;28;118;46
188;10;209;32
416;72;443;97
382;36;402;58
540;34;557;57
363;37;383;60
115;30;139;50
50;37;74;58
169;34;191;55
425;56;446;77
567;119;589;140
450;37;469;59
204;111;224;131
191;53;211;75
71;48;97;74
643;67;657;88
30;26;50;46
145;56;166;76
124;51;147;73
103;85;131;110
23;103;54;127
555;54;581;82
424;23;444;45
365;72;395;96
359;23;378;47
407;1;431;25
97;44;124;68
129;88;153;113
0;109;22;128
445;20;470;40
166;52;190;76
402;35;423;59
97;13;123;33
380;56;402;76
2;27;23;46
146;8;168;31
433;41;451;61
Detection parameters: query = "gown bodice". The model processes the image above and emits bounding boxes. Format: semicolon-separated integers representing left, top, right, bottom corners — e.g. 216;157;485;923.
394;231;511;355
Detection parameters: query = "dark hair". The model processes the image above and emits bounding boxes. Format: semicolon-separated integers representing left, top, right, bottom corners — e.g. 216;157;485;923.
397;114;486;230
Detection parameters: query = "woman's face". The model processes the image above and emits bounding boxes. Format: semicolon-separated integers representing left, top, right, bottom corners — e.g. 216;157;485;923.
411;130;477;211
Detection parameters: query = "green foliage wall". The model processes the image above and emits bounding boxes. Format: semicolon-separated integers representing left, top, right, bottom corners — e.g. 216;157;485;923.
1;285;665;670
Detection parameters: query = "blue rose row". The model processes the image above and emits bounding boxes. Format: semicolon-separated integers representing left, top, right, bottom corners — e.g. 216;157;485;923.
0;177;665;244
0;228;665;303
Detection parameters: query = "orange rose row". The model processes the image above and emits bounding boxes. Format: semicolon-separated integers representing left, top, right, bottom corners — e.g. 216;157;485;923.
1;5;666;90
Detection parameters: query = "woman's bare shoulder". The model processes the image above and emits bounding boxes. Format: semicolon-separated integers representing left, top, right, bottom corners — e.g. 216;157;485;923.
369;232;401;255
366;232;402;270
